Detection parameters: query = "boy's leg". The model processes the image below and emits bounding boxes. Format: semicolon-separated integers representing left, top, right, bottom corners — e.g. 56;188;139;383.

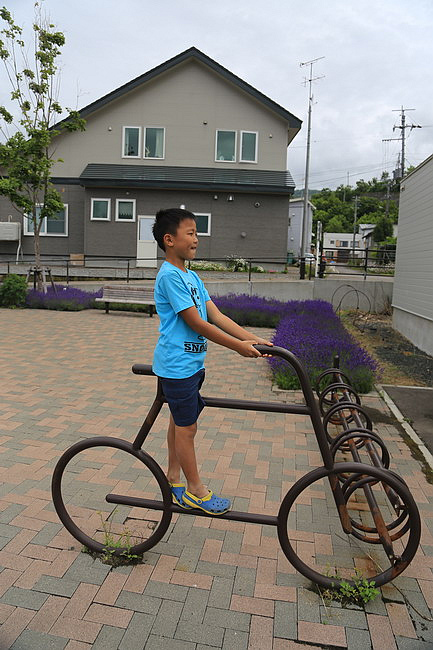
174;421;208;499
166;414;181;485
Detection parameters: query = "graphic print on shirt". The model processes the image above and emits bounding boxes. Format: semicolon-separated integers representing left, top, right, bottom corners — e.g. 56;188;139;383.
184;280;207;353
188;283;200;309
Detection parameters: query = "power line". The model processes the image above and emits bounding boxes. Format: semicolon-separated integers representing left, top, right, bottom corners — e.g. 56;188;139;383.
291;161;397;186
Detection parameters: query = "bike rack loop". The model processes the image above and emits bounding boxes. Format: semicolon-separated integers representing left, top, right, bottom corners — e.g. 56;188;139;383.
316;359;420;560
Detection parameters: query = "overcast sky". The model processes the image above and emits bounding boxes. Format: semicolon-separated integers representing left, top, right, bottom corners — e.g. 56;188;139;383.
2;0;433;190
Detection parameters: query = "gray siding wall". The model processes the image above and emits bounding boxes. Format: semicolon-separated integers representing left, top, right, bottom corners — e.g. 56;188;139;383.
0;186;288;260
392;156;433;355
83;188;288;260
0;185;84;256
50;60;288;177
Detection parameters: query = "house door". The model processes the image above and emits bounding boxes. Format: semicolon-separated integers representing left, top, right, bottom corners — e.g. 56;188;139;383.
136;216;157;267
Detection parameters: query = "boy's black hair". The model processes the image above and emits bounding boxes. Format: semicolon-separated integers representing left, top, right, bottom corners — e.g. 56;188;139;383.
152;208;196;251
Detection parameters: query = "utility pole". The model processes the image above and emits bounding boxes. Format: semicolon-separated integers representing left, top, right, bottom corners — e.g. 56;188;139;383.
352;195;359;260
385;179;391;218
382;107;422;178
299;56;325;279
315;220;322;278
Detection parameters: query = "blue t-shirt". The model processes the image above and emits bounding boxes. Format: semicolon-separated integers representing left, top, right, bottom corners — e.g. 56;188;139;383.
152;261;211;379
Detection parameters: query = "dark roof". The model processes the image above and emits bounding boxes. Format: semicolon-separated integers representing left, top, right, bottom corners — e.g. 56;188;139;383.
56;47;301;131
79;164;295;195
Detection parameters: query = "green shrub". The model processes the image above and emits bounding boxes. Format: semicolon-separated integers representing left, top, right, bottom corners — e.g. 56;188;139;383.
0;274;27;308
189;261;226;271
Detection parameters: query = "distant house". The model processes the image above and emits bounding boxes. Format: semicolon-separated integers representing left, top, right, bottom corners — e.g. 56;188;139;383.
393;155;433;356
287;198;315;258
359;222;398;249
0;47;301;267
358;223;376;249
323;232;363;260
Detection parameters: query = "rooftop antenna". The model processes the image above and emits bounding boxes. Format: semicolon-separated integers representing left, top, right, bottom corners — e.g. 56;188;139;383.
299;56;325;279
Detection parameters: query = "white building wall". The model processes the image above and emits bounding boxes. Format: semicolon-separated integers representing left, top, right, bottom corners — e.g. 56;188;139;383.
288;199;313;257
392;155;433;356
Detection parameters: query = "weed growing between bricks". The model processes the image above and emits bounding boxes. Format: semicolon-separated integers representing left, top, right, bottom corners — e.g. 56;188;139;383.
80;510;148;567
318;568;380;609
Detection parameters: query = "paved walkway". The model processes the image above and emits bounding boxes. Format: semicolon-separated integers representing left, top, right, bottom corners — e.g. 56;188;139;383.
1;308;433;649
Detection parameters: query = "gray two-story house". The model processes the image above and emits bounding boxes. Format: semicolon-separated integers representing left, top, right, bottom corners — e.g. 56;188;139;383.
0;47;301;267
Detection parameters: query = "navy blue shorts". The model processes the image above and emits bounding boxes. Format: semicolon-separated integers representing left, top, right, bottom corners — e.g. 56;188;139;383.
159;368;206;427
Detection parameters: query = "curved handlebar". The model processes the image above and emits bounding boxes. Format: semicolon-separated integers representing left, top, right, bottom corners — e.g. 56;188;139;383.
132;346;308;388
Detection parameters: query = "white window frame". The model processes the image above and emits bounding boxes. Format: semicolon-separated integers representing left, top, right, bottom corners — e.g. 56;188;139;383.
122;126;141;158
23;204;69;237
143;126;165;159
90;198;111;221
215;129;237;163
194;213;211;236
240;130;258;163
115;198;136;223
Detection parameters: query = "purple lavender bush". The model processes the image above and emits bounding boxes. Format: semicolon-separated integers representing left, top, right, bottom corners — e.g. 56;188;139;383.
212;294;285;328
213;295;378;393
26;285;102;311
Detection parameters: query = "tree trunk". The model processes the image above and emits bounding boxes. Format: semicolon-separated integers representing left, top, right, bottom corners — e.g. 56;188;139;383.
34;225;43;291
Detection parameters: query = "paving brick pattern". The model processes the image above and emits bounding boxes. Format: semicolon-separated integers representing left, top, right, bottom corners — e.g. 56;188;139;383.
1;308;433;648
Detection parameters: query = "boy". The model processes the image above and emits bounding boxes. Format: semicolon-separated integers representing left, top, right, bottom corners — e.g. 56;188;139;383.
152;208;272;515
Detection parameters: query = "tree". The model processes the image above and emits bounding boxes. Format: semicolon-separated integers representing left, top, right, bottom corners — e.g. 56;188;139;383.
0;4;85;288
311;170;400;237
373;216;393;244
325;215;346;233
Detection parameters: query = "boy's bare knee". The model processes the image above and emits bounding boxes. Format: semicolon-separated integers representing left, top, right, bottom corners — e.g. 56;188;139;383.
175;423;197;439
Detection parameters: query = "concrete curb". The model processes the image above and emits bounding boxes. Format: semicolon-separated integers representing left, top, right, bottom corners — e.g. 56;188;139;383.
376;383;433;471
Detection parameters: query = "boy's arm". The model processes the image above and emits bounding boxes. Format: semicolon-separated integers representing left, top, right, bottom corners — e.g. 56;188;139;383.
180;306;263;358
206;300;273;347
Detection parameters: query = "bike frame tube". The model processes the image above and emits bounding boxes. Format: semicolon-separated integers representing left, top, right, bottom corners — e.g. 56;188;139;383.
131;346;335;471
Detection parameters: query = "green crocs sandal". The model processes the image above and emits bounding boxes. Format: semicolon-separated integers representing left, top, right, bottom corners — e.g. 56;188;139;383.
169;483;192;510
182;490;231;515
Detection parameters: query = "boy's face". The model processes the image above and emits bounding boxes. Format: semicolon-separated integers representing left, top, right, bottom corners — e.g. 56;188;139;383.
164;218;198;261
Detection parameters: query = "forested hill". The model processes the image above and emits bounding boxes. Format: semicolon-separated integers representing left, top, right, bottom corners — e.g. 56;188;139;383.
295;172;401;236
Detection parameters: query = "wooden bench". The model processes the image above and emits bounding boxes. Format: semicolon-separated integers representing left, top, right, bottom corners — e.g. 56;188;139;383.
95;285;155;316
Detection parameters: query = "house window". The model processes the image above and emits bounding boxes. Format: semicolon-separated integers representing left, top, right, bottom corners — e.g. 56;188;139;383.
216;130;236;162
91;199;111;221
330;240;334;244
123;127;140;157
341;241;348;247
194;213;211;236
24;205;68;236
116;199;136;222
240;131;257;162
144;127;165;158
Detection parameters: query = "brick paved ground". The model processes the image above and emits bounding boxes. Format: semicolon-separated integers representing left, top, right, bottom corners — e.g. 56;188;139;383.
1;307;433;649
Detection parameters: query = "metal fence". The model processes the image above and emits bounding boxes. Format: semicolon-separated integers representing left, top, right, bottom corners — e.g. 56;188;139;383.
0;248;396;284
0;254;292;284
322;246;396;278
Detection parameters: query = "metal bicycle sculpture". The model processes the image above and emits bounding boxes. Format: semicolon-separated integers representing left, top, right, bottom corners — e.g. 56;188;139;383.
51;345;421;589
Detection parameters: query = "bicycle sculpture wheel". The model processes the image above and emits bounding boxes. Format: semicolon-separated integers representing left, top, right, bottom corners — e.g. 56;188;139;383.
51;346;421;589
52;438;173;556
